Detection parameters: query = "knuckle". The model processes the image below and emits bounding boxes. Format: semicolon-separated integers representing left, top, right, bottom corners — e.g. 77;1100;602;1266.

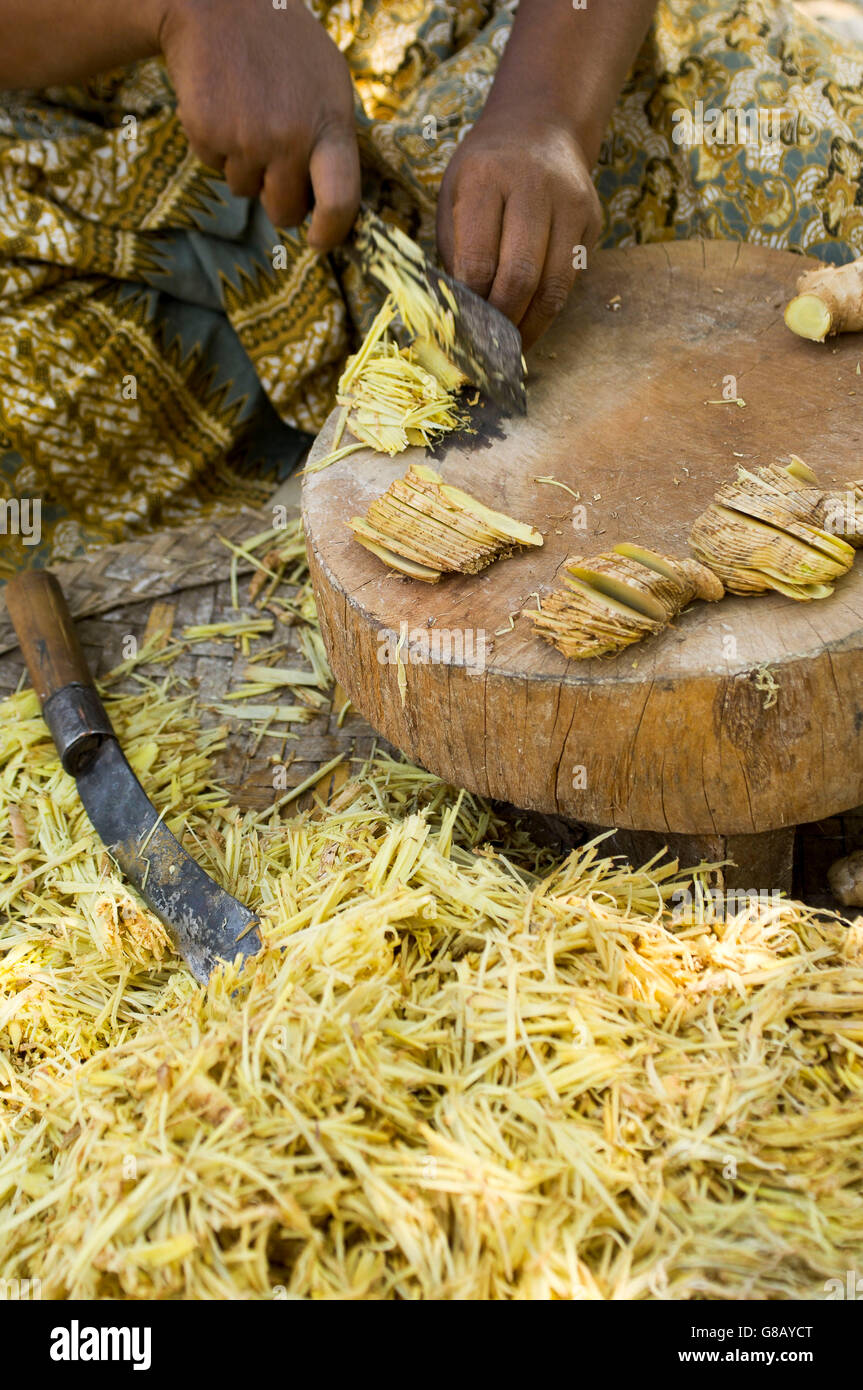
184;123;214;155
186;132;224;169
449;162;493;207
455;252;497;289
233;134;265;165
264;195;301;229
454;154;486;184
534;272;572;317
314;111;356;146
498;254;542;299
180;106;220;152
317;190;358;222
584;193;603;241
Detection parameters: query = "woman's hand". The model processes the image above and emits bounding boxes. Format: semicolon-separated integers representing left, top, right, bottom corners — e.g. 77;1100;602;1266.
157;0;361;247
436;109;601;348
435;0;659;345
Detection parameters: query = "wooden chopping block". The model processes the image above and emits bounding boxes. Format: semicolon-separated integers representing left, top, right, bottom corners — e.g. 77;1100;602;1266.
303;241;863;877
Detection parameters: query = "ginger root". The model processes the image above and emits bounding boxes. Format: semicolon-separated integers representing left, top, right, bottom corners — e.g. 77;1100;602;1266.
828;849;863;908
785;255;863;342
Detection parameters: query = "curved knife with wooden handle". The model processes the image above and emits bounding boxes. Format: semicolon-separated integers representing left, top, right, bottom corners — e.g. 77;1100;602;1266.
5;569;261;983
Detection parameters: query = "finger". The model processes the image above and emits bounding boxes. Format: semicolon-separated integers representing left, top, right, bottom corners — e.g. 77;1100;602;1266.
449;184;504;299
185;137;226;177
518;213;579;348
224;152;266;201
176;105;226;175
260;154;311;231
487;191;551;328
435;173;457;274
307;125;361;250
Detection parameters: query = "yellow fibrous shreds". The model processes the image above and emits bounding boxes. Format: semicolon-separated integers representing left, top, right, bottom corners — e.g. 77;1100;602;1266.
1;594;863;1298
307;296;467;471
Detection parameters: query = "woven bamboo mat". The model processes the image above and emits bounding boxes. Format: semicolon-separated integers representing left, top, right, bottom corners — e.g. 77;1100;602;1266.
0;506;390;810
0;506;271;657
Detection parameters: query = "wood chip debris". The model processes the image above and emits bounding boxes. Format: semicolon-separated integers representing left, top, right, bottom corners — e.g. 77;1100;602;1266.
751;663;780;710
532;476;581;499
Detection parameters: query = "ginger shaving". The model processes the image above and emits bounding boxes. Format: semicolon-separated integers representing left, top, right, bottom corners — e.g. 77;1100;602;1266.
349;463;543;582
311;296;467;469
532;545;723;660
689;461;857;600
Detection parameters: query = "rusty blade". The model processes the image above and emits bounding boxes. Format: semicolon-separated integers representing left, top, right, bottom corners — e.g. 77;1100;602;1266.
75;737;261;984
354;207;527;416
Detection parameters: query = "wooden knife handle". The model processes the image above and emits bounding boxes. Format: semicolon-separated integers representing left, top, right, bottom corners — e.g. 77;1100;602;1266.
4;569;95;706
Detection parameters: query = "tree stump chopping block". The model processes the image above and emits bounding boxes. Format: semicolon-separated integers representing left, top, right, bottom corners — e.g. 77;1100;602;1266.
303;242;863;886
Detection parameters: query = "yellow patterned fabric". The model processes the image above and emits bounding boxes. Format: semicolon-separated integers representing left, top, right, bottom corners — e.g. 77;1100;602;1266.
0;0;861;568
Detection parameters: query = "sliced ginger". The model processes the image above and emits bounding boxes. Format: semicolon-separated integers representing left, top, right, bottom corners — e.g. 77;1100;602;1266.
532;546;722;660
614;543;725;601
350;464;542;581
689;460;857;599
348;521;443;582
537;459;861;662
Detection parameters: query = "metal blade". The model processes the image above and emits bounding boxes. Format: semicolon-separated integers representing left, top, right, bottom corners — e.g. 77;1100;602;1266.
75;738;261;984
354;208;527;416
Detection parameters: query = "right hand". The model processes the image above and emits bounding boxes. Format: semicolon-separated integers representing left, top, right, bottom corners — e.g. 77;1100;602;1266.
153;0;361;248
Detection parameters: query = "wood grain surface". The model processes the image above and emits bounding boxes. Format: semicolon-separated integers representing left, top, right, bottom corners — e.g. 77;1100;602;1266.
4;570;97;705
304;240;863;836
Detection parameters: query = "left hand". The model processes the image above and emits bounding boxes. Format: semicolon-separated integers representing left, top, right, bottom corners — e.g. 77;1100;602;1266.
436;109;602;348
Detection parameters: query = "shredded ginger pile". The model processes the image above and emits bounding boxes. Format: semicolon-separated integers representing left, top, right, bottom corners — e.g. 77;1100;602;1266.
1;591;863;1300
